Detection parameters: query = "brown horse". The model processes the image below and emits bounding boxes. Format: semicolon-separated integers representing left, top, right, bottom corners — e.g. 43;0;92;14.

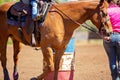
0;0;112;80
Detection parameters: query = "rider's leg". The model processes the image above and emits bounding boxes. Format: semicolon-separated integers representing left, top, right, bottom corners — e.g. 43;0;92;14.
31;0;51;21
30;0;44;21
30;0;39;21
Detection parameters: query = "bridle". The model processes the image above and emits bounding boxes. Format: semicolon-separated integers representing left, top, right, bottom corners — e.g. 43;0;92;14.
98;9;111;36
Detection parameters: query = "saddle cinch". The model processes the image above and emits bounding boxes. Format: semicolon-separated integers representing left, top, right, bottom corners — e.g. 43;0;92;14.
7;2;51;46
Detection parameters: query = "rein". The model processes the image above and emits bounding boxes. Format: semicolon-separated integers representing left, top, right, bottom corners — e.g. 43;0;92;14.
51;4;100;35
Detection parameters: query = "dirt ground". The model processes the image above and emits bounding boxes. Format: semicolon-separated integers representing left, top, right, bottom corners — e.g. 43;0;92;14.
0;42;112;80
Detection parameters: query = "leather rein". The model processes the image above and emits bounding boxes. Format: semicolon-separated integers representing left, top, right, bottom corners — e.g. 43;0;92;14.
51;3;109;36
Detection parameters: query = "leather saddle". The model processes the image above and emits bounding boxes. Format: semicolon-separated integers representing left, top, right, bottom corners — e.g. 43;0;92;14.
7;2;31;22
7;1;51;46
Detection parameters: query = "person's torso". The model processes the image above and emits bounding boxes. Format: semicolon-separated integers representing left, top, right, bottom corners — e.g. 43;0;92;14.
108;4;120;32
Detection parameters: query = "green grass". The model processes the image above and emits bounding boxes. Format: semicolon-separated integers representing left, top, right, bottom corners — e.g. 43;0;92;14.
0;0;19;5
7;38;13;45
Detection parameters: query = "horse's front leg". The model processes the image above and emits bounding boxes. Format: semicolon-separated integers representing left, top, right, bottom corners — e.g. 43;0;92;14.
0;37;10;80
54;49;65;80
37;46;54;80
12;38;21;80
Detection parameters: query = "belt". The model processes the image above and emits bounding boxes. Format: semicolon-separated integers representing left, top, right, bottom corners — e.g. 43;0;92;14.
111;32;120;34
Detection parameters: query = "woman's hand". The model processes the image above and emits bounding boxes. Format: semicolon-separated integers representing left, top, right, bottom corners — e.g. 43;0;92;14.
103;36;111;41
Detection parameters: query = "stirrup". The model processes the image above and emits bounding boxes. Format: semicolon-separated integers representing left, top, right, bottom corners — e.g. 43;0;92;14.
33;14;43;21
33;2;50;21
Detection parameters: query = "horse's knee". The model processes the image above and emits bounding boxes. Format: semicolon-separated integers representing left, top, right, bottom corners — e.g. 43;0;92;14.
43;61;54;72
0;47;7;59
1;56;7;67
48;64;54;71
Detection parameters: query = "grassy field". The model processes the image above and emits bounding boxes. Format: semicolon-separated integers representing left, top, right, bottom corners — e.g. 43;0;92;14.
7;38;13;45
0;0;19;4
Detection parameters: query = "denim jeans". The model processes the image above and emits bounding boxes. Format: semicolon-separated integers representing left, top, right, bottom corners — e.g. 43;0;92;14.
103;33;120;80
30;0;38;19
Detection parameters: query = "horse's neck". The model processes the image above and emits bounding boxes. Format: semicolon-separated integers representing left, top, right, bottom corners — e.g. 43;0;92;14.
53;1;99;30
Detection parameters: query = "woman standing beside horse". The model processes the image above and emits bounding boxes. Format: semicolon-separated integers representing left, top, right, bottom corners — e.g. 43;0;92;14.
103;0;120;80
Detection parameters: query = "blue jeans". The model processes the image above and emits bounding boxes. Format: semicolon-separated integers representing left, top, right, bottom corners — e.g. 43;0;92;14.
30;0;38;19
103;33;120;80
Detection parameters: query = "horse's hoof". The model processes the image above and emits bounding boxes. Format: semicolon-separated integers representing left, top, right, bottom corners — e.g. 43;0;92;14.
13;72;19;80
30;77;38;80
37;76;44;80
4;77;10;80
4;69;10;80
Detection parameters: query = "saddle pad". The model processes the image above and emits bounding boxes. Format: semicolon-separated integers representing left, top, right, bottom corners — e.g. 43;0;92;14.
7;19;26;27
7;18;44;27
